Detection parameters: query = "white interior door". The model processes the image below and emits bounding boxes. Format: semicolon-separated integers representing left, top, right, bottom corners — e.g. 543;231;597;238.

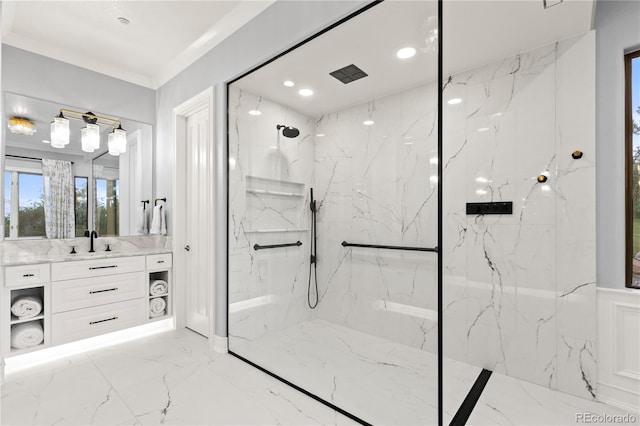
179;103;214;337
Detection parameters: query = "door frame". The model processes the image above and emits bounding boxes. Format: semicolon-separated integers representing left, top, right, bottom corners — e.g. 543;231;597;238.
172;87;216;349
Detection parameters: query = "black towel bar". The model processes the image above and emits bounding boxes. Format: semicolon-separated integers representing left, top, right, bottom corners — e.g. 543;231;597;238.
341;241;438;252
254;241;303;251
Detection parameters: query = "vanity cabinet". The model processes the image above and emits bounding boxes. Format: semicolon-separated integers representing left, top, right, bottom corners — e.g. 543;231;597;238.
3;264;51;356
51;256;147;345
2;252;173;357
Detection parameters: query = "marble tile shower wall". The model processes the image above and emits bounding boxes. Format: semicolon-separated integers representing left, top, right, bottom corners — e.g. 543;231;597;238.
442;32;596;399
228;86;316;345
313;84;440;352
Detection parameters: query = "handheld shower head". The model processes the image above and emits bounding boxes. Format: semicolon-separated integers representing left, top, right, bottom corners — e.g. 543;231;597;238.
276;124;300;138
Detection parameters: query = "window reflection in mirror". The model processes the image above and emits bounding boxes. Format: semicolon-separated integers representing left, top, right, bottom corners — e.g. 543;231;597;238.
4;170;46;238
74;177;88;237
93;152;120;237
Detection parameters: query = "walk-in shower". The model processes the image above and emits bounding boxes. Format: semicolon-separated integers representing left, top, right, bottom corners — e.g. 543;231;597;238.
227;1;599;424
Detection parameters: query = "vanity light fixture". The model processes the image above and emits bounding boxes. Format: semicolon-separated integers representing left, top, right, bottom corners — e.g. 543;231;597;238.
108;124;127;156
51;109;126;156
8;116;37;136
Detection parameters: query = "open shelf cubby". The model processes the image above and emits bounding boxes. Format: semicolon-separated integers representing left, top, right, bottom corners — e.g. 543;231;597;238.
9;286;46;354
148;270;171;321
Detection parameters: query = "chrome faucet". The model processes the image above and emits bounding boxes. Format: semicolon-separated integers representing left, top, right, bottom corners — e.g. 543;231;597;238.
84;230;98;253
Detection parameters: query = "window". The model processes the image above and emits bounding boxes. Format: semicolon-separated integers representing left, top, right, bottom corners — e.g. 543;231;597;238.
4;165;87;240
74;177;88;237
95;177;119;236
3;171;46;238
626;50;640;288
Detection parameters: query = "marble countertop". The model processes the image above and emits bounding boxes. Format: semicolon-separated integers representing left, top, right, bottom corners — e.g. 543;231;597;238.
0;236;173;267
1;248;173;266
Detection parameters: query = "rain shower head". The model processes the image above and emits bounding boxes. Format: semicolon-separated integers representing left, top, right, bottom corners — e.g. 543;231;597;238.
277;124;300;138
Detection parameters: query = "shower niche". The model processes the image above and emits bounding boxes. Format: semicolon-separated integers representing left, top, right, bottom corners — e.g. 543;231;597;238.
244;175;307;233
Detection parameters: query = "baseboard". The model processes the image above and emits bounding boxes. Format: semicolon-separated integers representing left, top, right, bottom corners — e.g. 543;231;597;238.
597;382;640;414
212;335;228;354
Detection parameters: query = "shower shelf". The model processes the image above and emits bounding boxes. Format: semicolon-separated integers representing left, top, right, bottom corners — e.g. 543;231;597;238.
246;189;304;197
245;228;309;234
246;175;304;186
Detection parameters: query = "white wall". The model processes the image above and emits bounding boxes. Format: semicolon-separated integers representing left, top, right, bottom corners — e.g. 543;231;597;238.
155;1;367;338
2;45;155;125
595;0;640;288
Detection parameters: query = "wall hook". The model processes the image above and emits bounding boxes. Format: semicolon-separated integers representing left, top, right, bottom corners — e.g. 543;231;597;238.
571;150;583;159
154;197;167;206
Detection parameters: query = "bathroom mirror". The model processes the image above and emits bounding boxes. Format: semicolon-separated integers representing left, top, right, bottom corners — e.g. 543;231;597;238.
3;92;153;239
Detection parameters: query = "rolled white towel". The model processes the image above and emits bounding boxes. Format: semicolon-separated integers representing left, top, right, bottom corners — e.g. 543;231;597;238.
11;321;44;349
150;297;167;318
11;296;43;319
149;280;168;296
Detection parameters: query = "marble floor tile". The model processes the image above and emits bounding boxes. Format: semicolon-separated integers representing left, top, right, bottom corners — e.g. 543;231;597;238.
231;319;480;425
468;371;638;426
1;328;352;426
2;323;634;426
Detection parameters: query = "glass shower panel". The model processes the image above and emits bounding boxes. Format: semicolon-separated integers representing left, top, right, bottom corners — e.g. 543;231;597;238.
228;2;439;424
442;1;598;420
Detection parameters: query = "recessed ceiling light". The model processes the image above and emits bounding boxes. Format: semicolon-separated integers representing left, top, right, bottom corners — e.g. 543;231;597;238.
42;140;50;144
363;120;375;126
316;133;325;137
477;127;490;132
448;98;462;105
396;47;416;59
248;110;261;116
117;17;130;25
299;88;314;97
283;80;295;87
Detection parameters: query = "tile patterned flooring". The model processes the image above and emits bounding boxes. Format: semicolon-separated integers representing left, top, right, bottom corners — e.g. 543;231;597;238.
1;322;636;425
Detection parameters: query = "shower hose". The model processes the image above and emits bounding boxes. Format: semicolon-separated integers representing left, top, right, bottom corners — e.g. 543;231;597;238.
308;188;319;309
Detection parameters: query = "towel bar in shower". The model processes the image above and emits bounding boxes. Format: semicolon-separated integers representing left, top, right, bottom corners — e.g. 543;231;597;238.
253;241;303;251
341;241;438;252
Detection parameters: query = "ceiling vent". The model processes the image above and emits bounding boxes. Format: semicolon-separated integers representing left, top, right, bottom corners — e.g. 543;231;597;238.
329;64;368;85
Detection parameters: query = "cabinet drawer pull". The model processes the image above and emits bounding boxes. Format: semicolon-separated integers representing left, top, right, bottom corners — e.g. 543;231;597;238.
90;316;118;325
88;265;118;270
89;287;118;294
22;273;35;277
157;260;165;264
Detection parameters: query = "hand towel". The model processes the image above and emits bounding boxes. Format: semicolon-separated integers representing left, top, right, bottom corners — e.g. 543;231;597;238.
160;206;167;235
149;280;168;296
11;321;44;349
11;296;43;319
136;206;148;235
149;297;167;318
150;205;162;235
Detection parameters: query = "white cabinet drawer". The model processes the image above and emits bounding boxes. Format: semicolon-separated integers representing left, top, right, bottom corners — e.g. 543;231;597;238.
51;256;145;281
51;298;146;345
51;272;145;313
146;253;172;271
5;263;50;287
